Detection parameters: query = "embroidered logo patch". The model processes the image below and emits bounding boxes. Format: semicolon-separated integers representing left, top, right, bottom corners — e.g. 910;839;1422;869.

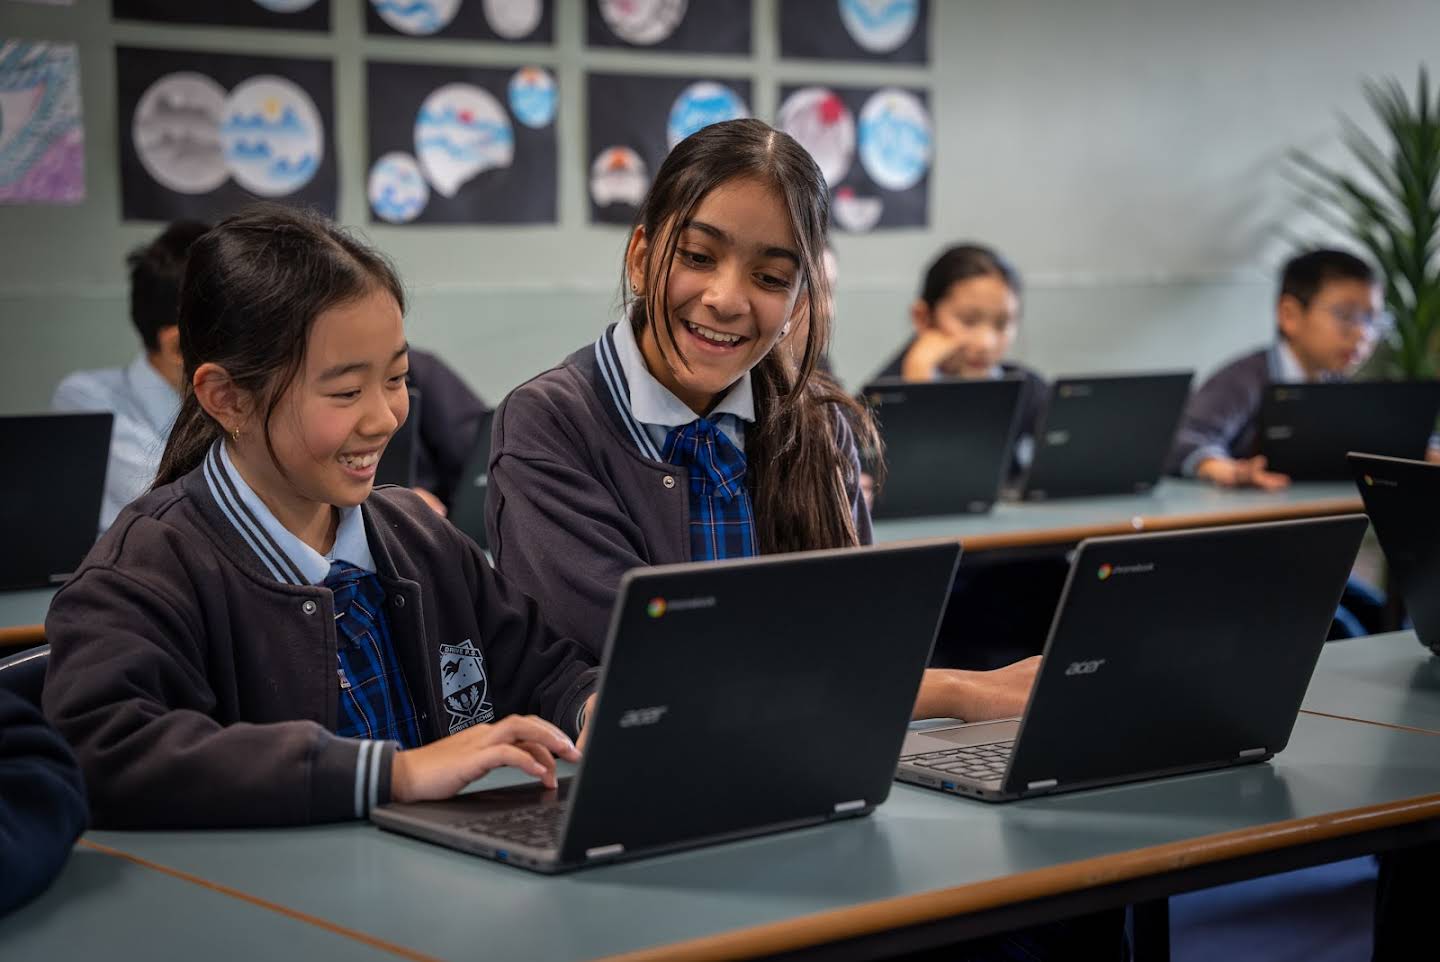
440;639;494;733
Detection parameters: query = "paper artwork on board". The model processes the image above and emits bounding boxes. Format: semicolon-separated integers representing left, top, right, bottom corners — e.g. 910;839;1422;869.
0;40;84;204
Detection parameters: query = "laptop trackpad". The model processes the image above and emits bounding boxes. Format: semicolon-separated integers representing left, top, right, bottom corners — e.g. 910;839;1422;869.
902;719;1020;756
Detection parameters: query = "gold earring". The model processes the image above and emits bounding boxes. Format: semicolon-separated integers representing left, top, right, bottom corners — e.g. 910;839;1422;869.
231;426;241;443
630;282;641;296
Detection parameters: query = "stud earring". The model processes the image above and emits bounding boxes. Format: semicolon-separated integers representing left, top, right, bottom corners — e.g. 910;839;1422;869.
231;426;241;443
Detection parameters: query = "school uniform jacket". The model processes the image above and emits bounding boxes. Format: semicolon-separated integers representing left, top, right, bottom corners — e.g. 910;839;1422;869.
1166;347;1275;476
485;324;872;658
42;459;598;829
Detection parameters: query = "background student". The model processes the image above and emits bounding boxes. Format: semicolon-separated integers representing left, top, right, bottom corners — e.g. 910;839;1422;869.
0;687;87;916
42;205;588;829
404;348;490;516
874;243;1048;476
51;221;209;532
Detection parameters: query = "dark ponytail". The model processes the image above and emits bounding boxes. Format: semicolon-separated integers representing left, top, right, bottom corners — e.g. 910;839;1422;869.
153;204;405;488
626;118;879;553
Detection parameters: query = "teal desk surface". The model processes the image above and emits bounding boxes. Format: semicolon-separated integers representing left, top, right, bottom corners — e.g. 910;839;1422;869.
11;712;1438;962
1305;631;1440;735
0;588;55;631
872;480;1361;548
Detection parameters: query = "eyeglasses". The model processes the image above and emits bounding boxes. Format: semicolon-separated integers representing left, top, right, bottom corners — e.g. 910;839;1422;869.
1322;305;1394;335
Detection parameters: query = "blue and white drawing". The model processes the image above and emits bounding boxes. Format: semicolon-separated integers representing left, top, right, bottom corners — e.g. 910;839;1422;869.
414;83;513;198
857;88;930;192
133;72;228;195
666;81;747;150
483;0;542;39
368;151;429;223
599;0;687;46
838;0;919;54
371;0;462;35
507;67;556;129
220;75;323;197
252;0;322;12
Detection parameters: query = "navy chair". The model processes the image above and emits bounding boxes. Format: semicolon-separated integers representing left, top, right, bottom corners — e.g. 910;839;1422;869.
0;645;49;709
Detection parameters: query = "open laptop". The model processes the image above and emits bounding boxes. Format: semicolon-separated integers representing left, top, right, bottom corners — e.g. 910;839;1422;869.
446;409;495;552
896;514;1367;801
374;388;421;488
862;378;1024;518
1;412;113;589
373;540;962;872
1260;381;1440;480
1014;371;1193;500
1349;453;1440;654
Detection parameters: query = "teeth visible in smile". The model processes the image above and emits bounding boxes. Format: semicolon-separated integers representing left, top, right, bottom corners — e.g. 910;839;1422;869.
339;452;379;469
686;321;743;345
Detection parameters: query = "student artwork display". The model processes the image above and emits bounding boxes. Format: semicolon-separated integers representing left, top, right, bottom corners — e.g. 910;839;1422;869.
779;0;929;64
586;0;749;55
366;61;556;224
588;72;751;225
111;0;331;31
116;47;335;220
366;0;552;42
0;40;84;204
777;84;930;230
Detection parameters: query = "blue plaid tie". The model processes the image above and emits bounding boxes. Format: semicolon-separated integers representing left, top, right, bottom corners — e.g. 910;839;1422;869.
662;418;758;561
326;560;422;749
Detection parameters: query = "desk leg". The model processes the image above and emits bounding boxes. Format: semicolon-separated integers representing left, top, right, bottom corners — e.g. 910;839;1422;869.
1131;899;1170;962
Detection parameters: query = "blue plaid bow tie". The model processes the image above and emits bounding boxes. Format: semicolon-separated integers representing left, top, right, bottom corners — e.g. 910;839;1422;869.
662;418;747;502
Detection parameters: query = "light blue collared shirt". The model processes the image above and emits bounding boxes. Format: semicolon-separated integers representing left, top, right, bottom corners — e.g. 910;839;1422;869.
610;317;755;455
202;440;374;586
51;353;181;532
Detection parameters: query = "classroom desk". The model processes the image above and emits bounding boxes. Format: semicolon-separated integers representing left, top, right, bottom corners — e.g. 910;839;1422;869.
8;712;1437;962
1303;631;1440;735
0;587;55;650
872;480;1362;551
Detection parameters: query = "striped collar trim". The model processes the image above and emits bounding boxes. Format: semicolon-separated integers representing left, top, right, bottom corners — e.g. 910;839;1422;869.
594;325;664;462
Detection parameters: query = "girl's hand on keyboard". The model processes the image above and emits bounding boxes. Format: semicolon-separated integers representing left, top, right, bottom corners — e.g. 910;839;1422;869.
391;715;580;802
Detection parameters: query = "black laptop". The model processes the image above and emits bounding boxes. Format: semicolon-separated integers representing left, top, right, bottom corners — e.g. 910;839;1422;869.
1;412;113;589
446;409;495;552
1349;453;1440;654
372;540;962;872
1015;371;1193;500
374;388;421;488
862;378;1024;518
1260;381;1440;480
896;515;1367;801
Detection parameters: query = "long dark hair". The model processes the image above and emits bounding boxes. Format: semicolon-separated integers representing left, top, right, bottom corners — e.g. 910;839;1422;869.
626;118;878;553
153;204;406;488
919;243;1023;309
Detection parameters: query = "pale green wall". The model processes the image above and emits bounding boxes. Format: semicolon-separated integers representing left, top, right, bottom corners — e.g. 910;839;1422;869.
3;0;1437;413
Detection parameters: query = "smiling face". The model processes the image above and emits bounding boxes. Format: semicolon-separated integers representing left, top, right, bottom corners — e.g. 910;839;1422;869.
231;286;410;524
627;176;809;416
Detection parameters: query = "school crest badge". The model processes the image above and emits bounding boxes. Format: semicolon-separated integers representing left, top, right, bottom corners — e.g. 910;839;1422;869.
439;639;494;733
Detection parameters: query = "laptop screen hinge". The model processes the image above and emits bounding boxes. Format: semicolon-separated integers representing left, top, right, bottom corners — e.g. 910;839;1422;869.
1238;747;1267;759
1026;779;1058;791
585;843;624;859
833;799;866;814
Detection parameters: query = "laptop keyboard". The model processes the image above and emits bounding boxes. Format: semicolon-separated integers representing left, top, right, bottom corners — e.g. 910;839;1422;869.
904;740;1013;782
463;804;567;849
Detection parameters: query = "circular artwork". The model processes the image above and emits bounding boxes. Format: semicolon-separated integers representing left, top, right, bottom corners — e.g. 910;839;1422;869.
371;0;462;35
414;83;513;198
590;146;648;207
483;0;543;39
133;72;229;194
368;151;429;223
666;81;748;150
599;0;688;46
220;75;324;197
508;67;557;129
777;87;855;188
252;0;322;11
857;88;931;191
838;0;919;53
832;186;882;233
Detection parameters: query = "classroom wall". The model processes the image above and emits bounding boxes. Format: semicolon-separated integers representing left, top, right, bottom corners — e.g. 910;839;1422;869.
3;0;1436;413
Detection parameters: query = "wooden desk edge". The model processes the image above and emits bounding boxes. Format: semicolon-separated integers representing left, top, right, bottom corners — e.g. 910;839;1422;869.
958;497;1364;553
0;623;44;650
596;792;1440;962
